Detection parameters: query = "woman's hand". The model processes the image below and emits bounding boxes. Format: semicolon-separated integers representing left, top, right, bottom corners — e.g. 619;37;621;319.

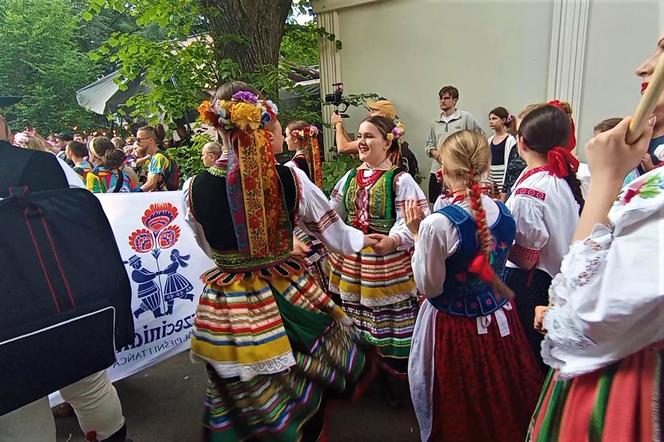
404;200;425;239
291;236;311;258
574;115;655;241
534;305;549;334
367;233;397;256
586;115;655;181
363;234;379;248
331;112;343;127
641;152;656;172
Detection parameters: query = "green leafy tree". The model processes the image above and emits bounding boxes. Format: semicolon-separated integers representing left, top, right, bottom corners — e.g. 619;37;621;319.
85;0;328;125
0;0;102;133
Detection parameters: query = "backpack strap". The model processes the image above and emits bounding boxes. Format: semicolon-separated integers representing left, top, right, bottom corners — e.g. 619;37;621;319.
158;150;173;190
113;170;124;193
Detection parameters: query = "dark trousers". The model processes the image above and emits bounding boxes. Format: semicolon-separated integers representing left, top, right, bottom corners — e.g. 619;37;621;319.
428;173;442;204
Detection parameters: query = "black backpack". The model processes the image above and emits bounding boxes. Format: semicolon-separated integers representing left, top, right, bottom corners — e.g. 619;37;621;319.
159;150;181;191
0;147;134;415
400;141;419;177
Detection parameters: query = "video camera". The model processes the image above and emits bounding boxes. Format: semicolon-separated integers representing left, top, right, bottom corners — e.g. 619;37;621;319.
324;82;350;118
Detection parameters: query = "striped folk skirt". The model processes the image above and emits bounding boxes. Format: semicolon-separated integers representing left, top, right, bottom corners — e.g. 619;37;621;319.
191;259;366;442
328;247;419;365
410;301;543;442
528;345;664;442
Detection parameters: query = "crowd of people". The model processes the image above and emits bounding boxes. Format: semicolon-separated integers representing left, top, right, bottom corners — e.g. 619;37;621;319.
1;34;664;442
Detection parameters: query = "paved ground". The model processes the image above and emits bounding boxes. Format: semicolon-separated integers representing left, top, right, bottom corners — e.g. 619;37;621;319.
55;352;420;442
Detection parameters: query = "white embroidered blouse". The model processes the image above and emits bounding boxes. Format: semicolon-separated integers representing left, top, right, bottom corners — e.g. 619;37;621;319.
506;166;580;276
541;168;664;378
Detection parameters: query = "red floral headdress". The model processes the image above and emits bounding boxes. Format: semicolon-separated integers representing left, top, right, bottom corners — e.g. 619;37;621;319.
291;125;323;187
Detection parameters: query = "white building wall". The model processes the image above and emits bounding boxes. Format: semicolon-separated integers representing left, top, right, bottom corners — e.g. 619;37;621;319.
577;0;662;150
315;0;662;191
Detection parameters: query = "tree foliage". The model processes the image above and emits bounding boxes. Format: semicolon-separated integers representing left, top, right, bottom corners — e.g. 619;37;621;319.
85;0;327;128
0;0;103;133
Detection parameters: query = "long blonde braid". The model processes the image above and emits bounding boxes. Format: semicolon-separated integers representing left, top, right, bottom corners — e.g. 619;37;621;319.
441;131;514;299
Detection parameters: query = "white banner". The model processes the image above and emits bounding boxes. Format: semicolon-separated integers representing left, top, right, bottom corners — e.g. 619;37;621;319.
51;191;214;404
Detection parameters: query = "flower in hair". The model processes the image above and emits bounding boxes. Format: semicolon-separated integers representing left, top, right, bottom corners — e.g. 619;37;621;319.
292;125;319;140
386;121;406;141
231;102;262;131
263;99;279;117
198;94;279;131
198;100;219;127
232;91;259;105
214;102;233;130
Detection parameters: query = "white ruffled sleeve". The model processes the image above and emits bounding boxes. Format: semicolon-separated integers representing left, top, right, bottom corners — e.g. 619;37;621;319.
391;172;431;250
507;194;549;250
411;213;459;297
182;176;213;258
542;197;664;378
329;169;352;219
292;167;364;255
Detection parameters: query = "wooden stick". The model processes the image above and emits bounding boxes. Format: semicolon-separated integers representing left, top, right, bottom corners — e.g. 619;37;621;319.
626;53;664;144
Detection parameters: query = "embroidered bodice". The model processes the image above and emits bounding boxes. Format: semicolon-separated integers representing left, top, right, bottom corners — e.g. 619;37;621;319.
342;166;398;234
429;202;515;317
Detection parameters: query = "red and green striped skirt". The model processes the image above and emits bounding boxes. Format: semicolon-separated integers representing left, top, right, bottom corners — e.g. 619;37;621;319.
528;345;663;442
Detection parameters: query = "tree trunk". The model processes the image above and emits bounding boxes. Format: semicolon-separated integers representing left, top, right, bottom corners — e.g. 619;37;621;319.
201;0;292;74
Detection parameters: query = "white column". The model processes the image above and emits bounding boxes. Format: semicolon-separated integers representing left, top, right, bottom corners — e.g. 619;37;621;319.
317;10;343;160
547;0;591;130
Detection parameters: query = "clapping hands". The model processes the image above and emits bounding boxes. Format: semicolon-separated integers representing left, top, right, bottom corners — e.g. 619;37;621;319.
404;200;425;238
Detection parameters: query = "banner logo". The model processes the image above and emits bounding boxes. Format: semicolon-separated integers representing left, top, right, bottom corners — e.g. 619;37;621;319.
124;202;194;319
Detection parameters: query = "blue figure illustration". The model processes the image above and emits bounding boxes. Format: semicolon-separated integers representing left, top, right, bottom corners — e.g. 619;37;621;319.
125;255;164;319
162;249;194;315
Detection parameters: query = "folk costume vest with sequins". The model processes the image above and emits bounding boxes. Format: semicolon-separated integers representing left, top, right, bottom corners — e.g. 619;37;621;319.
341;166;398;234
429;202;515;317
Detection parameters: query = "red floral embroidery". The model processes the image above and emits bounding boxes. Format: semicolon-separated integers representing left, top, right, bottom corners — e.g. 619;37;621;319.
511;244;540;266
515;166;549;187
514;188;546;201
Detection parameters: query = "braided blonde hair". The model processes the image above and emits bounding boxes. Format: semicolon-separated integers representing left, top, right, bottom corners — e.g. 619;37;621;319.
441;130;514;299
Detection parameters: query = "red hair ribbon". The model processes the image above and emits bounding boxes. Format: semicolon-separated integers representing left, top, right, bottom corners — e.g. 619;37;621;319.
547;146;579;178
548;99;576;150
469;254;496;283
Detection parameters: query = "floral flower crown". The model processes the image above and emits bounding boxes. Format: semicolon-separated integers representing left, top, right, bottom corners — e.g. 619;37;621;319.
291;125;319;140
198;91;278;131
386;121;406;142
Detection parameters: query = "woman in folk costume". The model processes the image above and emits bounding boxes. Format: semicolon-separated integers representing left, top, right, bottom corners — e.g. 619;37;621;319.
283;121;334;301
185;81;375;441
328;116;429;405
528;37;664;442
405;131;543;442
502;104;585;372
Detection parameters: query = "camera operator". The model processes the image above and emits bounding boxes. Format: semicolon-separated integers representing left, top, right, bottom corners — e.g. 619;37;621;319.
331;99;397;154
330;99;419;177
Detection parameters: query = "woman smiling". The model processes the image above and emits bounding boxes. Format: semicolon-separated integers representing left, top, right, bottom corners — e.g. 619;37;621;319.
329;115;429;405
